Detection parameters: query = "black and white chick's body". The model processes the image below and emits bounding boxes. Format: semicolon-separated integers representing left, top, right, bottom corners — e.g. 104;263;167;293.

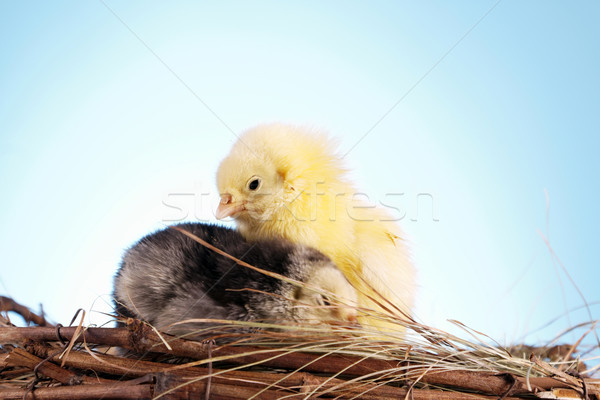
114;223;357;337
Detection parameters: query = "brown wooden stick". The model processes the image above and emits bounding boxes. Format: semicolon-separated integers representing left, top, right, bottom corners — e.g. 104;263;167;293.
40;347;170;377
61;350;405;398
28;347;527;399
38;348;406;398
409;368;584;397
0;367;32;381
5;347;112;385
0;383;152;400
1;326;596;397
0;326;397;376
0;297;51;327
44;347;586;399
154;371;525;400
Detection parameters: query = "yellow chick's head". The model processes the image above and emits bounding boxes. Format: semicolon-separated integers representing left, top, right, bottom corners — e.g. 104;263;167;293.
216;145;283;226
216;123;347;237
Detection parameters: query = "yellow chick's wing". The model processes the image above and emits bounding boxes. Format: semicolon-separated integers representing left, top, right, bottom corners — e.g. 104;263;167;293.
216;123;415;335
344;198;416;332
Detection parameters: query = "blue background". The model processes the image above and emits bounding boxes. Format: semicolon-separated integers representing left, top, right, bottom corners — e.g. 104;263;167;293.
1;1;598;347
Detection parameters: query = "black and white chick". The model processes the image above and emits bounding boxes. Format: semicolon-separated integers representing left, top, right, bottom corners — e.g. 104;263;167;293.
113;223;357;338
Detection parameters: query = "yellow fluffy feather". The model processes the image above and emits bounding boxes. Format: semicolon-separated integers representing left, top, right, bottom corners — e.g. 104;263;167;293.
216;123;415;334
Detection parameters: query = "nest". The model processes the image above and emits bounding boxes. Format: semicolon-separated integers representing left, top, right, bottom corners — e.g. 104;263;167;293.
1;296;599;399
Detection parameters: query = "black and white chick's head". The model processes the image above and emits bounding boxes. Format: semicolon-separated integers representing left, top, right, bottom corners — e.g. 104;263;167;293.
246;245;358;326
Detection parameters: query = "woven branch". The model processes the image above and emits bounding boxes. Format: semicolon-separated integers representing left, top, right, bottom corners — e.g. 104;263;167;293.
1;323;598;399
0;296;51;327
1;294;599;400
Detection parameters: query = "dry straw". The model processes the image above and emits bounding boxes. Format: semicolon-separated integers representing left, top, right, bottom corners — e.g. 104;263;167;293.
1;229;599;399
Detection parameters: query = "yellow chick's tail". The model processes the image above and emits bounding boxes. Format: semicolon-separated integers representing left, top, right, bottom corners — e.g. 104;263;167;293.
334;256;414;339
331;209;416;337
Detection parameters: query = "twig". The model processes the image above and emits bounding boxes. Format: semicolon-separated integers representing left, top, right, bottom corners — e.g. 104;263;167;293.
40;347;406;398
409;368;569;396
0;326;397;376
559;323;596;372
154;371;525;400
0;297;51;327
2;326;598;397
5;347;110;385
530;354;583;389
3;345;526;399
0;383;152;399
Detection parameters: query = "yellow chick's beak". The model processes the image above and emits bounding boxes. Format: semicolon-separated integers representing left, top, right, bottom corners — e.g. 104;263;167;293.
216;194;246;220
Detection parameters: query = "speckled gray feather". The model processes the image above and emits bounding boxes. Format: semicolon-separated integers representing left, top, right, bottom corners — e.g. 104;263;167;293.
113;223;355;337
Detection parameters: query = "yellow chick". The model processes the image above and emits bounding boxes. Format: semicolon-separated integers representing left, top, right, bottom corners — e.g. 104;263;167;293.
216;123;415;334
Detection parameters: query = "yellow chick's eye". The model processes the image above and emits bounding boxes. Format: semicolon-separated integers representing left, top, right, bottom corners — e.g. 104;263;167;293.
247;176;262;191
